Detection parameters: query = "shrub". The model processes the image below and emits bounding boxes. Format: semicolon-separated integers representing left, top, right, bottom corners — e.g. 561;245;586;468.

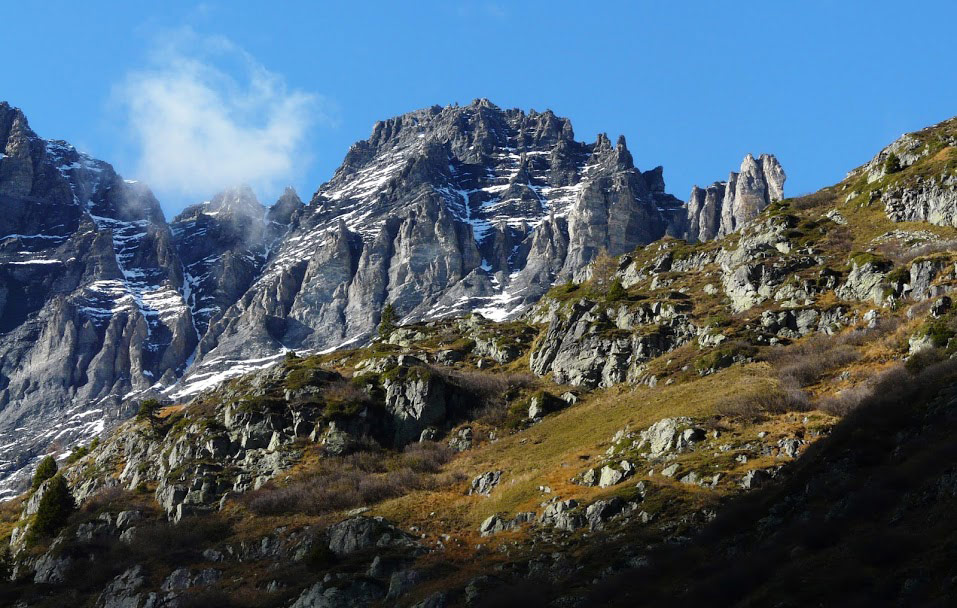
717;388;810;419
694;342;757;373
65;444;90;465
606;278;627;301
32;455;57;491
242;446;463;516
27;474;76;544
905;347;946;374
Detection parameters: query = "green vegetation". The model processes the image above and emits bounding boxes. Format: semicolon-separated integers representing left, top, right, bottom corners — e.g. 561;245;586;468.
31;455;57;491
136;398;161;431
27;475;76;545
378;302;397;339
694;342;758;373
606;278;626;301
884;152;902;174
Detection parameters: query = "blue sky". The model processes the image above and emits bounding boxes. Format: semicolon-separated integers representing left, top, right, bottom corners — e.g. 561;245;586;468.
4;1;957;216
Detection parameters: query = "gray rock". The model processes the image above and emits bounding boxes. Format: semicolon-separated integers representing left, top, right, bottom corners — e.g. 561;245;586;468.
685;154;786;242
661;463;680;478
326;516;415;556
741;469;771;489
290;580;385;608
469;470;502;496
447;426;473;452
539;499;583;531
33;552;73;584
598;461;634;488
95;565;146;608
585;497;624;530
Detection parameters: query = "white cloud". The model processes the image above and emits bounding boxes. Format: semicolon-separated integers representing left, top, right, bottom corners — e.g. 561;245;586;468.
115;30;325;203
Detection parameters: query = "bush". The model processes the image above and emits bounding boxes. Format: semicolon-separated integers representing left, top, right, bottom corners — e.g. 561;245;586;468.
606;278;627;301
717;389;810;419
32;455;57;491
28;474;76;544
905;347;946;374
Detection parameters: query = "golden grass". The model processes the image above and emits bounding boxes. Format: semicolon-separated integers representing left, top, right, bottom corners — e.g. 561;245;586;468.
374;363;777;532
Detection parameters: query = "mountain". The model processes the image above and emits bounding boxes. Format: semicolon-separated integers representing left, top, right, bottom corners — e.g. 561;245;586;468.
0;98;784;496
0;102;195;495
179;100;691;396
4;105;957;605
4;112;957;607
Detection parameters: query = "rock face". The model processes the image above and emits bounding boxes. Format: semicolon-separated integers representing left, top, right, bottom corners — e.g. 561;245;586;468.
685;154;786;242
171;185;299;336
0;102;196;496
529;298;697;388
0;98;785;494
183;99;686;393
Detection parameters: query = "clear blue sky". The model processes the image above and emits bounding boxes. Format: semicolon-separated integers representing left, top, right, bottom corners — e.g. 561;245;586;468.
4;1;957;216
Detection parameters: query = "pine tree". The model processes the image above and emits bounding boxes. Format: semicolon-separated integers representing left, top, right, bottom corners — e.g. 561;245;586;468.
27;474;75;544
31;455;57;491
137;398;161;431
884;152;902;174
378;303;397;339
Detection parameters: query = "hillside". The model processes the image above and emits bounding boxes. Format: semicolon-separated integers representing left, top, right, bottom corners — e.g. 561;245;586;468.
4;112;957;607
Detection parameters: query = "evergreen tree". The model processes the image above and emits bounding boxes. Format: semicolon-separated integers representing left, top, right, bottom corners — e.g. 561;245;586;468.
378;303;397;339
884;152;902;174
31;455;57;491
27;474;75;544
137;398;161;431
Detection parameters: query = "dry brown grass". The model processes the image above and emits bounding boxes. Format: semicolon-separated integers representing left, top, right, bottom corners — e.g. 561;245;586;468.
240;441;464;517
374;364;777;533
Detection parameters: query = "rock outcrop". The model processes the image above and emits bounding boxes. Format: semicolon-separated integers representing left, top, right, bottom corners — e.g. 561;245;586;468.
685;154;786;242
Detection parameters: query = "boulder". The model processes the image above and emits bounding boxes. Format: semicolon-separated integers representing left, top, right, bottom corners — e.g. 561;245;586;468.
468;471;502;496
326;516;415;556
741;469;771;490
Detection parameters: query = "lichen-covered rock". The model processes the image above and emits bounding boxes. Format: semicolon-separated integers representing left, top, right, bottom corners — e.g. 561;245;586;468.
95;565;146;608
529;299;696;388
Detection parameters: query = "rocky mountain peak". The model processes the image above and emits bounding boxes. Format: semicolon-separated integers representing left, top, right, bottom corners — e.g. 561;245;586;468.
684;153;787;242
0;102;36;153
267;186;304;226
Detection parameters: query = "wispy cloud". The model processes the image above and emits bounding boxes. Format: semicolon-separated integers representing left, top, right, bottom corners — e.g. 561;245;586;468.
115;29;328;203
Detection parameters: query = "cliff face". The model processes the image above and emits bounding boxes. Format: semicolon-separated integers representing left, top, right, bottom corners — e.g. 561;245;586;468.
179;100;687;395
685;153;786;242
0;103;195;495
